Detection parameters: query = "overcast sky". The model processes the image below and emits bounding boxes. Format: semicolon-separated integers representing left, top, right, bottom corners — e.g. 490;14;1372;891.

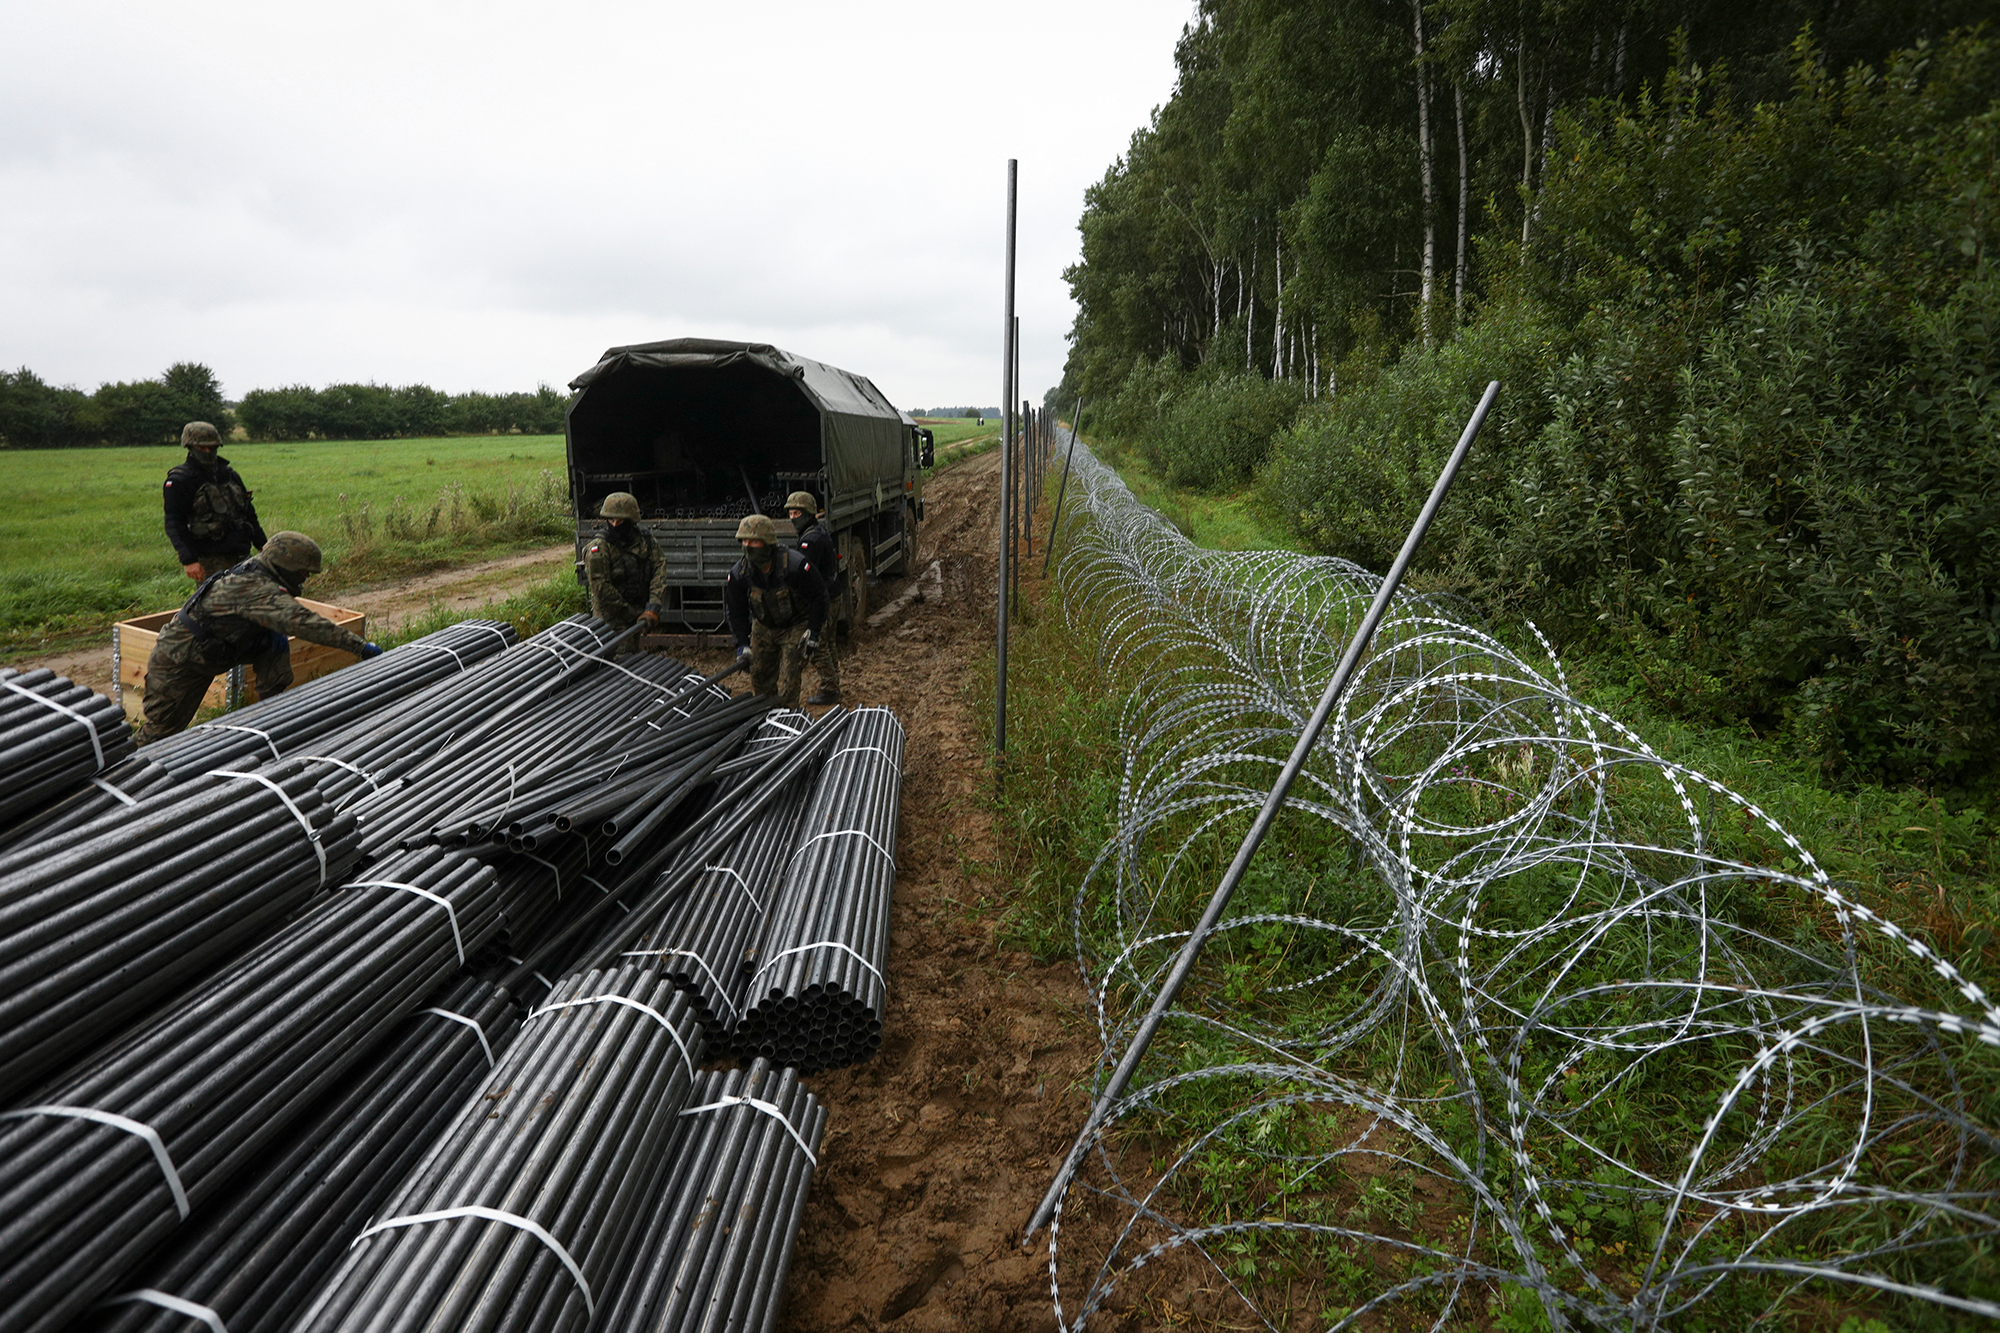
0;0;1194;412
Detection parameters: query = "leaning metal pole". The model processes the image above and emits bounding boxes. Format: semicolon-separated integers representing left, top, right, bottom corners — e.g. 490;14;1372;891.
1023;379;1502;1242
995;158;1017;761
1041;396;1083;577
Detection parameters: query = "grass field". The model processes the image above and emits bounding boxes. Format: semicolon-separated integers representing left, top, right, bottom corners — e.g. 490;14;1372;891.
0;435;568;652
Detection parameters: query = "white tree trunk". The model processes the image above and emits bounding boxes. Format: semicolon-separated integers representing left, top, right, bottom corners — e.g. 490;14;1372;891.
1455;81;1469;319
1413;0;1436;347
1271;226;1285;379
1519;31;1535;248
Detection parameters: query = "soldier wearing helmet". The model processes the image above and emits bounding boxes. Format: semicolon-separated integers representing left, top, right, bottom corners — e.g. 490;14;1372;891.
163;421;268;581
724;511;828;710
136;531;381;745
785;490;843;704
584;492;667;653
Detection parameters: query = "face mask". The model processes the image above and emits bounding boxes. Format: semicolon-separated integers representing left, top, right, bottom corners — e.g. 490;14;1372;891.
607;520;637;545
749;545;774;570
189;447;220;469
791;513;813;535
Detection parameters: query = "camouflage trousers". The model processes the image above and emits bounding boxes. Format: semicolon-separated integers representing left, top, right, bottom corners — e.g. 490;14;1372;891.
595;608;644;660
808;633;840;695
748;621;809;710
136;627;292;745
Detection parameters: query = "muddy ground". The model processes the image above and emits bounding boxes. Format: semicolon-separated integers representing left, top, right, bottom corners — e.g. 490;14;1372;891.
14;451;1174;1331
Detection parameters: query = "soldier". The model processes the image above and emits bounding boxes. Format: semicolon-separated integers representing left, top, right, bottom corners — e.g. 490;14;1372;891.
137;531;380;745
724;513;828;710
163;421;268;581
785;490;843;705
583;492;666;653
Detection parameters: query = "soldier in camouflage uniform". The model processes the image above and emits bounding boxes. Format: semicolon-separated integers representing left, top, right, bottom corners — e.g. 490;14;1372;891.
137;531;381;745
786;490;843;704
583;492;666;655
163;421;268;581
724;513;828;710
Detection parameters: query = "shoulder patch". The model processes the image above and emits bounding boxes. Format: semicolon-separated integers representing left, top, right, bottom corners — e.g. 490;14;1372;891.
587;544;601;554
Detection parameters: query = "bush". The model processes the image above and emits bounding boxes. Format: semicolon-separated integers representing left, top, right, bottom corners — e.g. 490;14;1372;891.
1144;373;1308;490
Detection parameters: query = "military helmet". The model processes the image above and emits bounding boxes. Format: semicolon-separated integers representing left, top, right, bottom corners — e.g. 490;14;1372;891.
181;421;222;447
736;513;778;544
784;491;820;515
599;492;641;521
262;531;324;578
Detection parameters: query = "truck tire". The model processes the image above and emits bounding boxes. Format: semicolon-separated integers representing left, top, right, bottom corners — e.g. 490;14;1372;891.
839;529;868;637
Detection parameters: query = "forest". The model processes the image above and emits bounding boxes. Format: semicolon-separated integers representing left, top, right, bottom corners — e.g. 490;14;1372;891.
1054;0;1998;784
0;364;569;447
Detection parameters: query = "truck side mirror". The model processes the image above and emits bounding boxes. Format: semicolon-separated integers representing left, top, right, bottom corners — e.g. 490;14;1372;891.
919;430;934;468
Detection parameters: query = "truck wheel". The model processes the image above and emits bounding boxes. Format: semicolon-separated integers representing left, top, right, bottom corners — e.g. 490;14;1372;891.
839;530;868;636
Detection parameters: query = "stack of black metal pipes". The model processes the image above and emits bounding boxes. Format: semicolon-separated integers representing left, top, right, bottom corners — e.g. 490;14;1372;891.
595;1058;825;1333
509;708;855;1015
77;977;521;1333
0;754;176;854
0;666;135;824
139;619;520;781
290;961;705;1333
341;644;736;858
0;754;363;1104
608;712;821;1039
730;707;905;1072
424;690;766;856
592;1056;820;1320
293;616;620;812
0;844;502;1333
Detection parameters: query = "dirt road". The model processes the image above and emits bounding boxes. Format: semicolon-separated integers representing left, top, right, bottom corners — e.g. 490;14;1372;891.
690;450;1112;1332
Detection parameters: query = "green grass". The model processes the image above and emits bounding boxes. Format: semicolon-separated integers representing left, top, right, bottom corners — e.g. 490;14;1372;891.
1086;435;1295;552
983;446;2000;1330
916;419;1000;449
0;435;569;653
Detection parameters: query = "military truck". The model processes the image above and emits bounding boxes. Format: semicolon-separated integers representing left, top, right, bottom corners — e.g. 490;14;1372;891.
564;338;931;633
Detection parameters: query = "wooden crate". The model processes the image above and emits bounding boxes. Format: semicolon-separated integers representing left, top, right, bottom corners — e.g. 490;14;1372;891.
114;598;367;722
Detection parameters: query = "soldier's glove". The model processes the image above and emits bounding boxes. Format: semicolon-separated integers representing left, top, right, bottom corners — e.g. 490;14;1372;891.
735;643;752;662
360;642;384;659
798;631;818;657
639;609;660;629
268;629;290;656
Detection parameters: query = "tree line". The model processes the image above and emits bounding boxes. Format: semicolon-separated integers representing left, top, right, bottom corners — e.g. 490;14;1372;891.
0;364;570;447
1056;0;1999;782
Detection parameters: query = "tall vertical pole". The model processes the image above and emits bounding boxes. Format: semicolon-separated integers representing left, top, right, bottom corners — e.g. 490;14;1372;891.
996;160;1017;760
1010;318;1022;612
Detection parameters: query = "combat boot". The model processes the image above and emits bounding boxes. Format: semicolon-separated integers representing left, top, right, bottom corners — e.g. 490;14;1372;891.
806;689;841;705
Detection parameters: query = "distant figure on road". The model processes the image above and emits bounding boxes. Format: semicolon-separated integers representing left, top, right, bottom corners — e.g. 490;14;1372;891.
786;490;842;705
725;513;828;711
137;531;380;744
583;491;666;655
163;421;267;581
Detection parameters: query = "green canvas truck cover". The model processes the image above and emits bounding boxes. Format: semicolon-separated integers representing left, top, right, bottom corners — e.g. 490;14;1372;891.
567;338;905;501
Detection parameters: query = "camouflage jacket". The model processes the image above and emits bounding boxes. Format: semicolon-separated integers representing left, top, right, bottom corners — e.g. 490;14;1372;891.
584;524;667;622
795;519;843;595
724;546;828;646
163;451;267;562
166;555;367;665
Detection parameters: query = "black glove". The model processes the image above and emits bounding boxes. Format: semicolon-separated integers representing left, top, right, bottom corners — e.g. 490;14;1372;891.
735;643;751;661
360;642;383;659
798;631;818;657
